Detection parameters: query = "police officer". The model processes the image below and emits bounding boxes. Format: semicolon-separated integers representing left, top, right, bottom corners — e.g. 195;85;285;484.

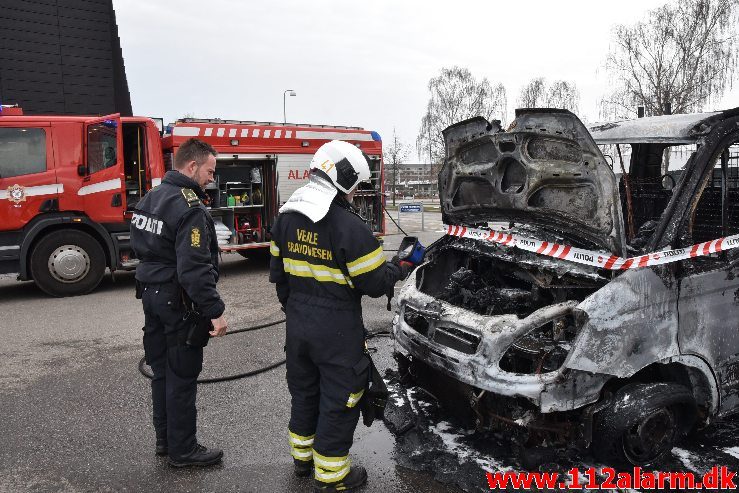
131;138;228;467
269;140;409;491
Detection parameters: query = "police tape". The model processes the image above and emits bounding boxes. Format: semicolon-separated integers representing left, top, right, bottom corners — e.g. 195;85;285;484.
445;224;739;270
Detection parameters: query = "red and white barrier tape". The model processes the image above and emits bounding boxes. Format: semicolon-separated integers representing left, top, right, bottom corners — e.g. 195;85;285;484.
445;224;739;270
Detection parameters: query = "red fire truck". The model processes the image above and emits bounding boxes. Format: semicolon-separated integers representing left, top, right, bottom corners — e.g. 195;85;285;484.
0;107;385;296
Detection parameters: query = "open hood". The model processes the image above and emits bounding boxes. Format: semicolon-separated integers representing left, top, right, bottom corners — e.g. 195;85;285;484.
439;109;625;255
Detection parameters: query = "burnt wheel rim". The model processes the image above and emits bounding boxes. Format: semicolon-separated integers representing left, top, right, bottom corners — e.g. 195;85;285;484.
48;244;91;283
622;407;676;465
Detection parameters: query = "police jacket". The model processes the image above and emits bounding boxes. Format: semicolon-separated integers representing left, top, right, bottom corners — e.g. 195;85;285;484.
269;195;402;310
131;170;225;319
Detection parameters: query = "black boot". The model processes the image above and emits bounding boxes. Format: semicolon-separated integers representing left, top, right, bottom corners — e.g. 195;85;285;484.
168;443;223;468
314;466;367;492
294;458;313;477
155;437;168;456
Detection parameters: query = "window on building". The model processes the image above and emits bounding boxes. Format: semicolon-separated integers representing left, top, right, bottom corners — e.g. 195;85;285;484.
0;127;46;178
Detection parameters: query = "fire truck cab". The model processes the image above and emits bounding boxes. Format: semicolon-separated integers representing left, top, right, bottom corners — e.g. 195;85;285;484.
0;108;384;297
0;109;163;296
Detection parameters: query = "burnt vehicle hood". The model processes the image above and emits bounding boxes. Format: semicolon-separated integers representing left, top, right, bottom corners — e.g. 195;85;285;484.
439;109;626;255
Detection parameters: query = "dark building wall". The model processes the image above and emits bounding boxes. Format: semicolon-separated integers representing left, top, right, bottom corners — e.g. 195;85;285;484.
0;0;132;116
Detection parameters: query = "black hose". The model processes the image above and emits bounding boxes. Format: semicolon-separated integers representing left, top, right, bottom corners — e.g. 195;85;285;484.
137;317;392;384
138;316;287;385
383;204;408;236
138;354;286;384
227;318;286;335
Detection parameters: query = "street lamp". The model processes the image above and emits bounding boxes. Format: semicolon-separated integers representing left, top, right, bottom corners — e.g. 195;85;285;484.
283;89;296;123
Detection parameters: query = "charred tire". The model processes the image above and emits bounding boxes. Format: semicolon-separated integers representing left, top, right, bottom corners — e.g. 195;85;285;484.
593;382;696;467
30;230;106;297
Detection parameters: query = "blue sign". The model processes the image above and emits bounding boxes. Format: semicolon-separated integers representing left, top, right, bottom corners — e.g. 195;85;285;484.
399;204;422;213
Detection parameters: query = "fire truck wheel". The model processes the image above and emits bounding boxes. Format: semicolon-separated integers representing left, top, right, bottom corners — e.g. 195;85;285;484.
30;230;106;297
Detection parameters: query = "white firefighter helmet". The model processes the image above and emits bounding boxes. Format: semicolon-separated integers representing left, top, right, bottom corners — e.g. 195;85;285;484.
309;140;371;194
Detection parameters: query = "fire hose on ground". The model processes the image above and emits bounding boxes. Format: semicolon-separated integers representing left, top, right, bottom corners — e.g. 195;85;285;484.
137;314;392;384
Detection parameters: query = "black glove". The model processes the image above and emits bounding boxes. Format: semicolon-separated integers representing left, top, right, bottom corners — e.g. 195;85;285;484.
391;255;414;280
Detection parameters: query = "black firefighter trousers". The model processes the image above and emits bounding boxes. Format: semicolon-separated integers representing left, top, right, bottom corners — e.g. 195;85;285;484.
141;282;203;459
285;297;370;483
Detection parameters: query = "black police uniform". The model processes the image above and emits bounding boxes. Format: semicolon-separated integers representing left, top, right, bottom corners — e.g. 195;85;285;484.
130;170;224;460
269;195;402;485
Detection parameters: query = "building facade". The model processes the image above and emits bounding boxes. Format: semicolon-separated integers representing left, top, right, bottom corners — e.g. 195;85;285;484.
388;162;438;200
0;0;131;116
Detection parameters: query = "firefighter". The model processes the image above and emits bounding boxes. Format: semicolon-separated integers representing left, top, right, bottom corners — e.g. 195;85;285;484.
269;140;410;491
130;138;228;467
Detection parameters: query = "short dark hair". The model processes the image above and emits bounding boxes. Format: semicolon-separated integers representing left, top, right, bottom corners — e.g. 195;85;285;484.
174;138;217;169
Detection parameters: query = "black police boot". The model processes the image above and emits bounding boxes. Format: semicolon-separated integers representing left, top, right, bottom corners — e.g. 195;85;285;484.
168;443;223;468
294;458;313;477
155;438;168;456
313;466;367;492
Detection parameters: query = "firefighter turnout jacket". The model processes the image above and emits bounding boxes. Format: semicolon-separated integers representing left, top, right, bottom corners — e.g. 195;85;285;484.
269;196;401;310
131;170;224;319
270;194;403;485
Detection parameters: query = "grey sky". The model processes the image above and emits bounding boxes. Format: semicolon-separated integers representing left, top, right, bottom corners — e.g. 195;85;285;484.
113;0;739;161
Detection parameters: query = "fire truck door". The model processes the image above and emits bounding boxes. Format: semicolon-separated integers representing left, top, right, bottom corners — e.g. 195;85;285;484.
81;114;125;223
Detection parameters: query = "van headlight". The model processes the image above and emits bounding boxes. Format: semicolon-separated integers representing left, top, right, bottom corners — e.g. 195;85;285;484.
499;312;582;374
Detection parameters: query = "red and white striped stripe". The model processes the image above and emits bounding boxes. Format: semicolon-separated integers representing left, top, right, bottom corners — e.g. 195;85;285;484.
172;125;372;142
444;224;739;271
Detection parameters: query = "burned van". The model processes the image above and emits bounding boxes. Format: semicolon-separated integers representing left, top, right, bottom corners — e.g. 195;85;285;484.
392;108;739;466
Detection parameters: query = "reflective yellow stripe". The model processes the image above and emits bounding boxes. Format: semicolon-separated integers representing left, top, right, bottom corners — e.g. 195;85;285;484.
350;254;385;276
270;241;280;257
312;451;350;470
289;430;314;461
289;430;315;446
292;448;313;461
346;246;385;276
283;258;354;286
346;389;365;408
346;246;383;270
315;464;350;482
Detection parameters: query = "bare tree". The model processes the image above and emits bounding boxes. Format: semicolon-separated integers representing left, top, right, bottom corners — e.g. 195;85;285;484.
417;66;507;168
546;80;580;113
603;0;739;119
518;77;547;107
383;128;410;206
518;78;580;112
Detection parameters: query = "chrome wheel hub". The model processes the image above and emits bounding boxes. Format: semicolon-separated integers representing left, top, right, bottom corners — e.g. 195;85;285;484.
48;244;90;283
